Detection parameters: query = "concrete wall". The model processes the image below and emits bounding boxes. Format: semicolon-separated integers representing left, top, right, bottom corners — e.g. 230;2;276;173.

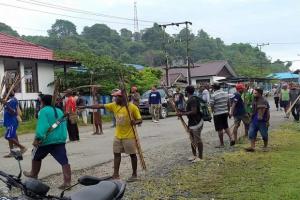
37;63;54;95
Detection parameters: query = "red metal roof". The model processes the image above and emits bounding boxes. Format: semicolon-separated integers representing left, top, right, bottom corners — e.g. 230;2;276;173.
0;32;53;60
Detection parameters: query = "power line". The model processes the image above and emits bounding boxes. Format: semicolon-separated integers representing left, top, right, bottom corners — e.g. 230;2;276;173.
0;2;151;27
14;0;165;24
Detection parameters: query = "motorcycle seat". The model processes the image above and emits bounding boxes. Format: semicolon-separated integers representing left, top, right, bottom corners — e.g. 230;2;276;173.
71;181;119;200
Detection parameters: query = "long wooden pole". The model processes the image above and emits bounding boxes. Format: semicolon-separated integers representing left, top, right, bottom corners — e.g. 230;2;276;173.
0;74;24;112
119;73;146;170
286;94;300;114
0;72;7;98
161;85;198;149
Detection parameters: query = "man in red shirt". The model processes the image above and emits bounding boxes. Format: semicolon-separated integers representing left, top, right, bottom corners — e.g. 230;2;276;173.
65;90;79;141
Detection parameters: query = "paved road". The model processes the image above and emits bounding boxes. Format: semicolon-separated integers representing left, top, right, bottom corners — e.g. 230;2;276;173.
0;98;287;178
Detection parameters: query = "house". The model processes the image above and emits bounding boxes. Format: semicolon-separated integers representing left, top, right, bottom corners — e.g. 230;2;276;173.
0;33;78;100
161;60;237;86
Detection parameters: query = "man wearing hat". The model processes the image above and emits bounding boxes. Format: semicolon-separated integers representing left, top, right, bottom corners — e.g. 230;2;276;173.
245;87;270;152
79;89;142;181
230;83;250;141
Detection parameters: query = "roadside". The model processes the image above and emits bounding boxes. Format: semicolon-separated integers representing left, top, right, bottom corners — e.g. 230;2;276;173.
125;122;300;199
0;99;288;198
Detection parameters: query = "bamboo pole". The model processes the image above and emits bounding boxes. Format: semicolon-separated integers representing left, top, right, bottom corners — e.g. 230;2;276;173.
161;85;197;149
0;74;24;112
119;73;147;170
286;94;300;114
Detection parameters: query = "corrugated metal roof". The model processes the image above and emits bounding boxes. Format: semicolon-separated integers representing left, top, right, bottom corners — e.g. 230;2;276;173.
267;72;299;79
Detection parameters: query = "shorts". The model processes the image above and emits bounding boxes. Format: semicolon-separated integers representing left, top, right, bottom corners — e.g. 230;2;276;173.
248;122;268;141
32;143;69;166
213;113;229;131
234;114;250;128
280;100;289;108
5;125;18;140
189;120;204;143
113;138;137;154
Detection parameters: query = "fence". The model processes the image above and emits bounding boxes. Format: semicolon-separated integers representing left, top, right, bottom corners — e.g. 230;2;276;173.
16;95;113;122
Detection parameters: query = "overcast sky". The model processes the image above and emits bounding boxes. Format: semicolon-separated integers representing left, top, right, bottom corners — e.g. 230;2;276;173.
1;0;300;69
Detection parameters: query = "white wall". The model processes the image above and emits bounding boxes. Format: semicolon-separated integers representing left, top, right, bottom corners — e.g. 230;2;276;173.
37;63;54;95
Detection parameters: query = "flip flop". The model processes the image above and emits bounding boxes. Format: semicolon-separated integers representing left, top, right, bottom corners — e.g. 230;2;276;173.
3;153;13;158
127;176;139;182
244;147;255;152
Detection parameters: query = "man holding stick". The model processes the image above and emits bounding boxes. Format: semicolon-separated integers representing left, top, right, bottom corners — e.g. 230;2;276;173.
177;86;204;163
1;91;27;158
23;95;71;189
79;89;142;181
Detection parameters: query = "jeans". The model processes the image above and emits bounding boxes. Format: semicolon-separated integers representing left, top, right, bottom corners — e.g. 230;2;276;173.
248;121;268;141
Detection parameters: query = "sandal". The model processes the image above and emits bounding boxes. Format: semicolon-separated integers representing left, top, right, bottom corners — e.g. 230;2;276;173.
3;153;13;158
127;176;139;182
245;147;255;152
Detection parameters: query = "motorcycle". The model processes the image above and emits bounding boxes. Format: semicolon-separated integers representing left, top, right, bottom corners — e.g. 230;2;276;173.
0;149;126;200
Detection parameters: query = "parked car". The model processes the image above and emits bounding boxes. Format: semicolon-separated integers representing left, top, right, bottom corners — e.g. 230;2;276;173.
139;89;173;119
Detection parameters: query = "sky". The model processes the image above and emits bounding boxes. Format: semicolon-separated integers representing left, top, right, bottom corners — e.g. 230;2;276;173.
0;0;300;69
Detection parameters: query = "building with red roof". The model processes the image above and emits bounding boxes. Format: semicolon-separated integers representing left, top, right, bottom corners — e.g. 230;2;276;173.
0;32;77;100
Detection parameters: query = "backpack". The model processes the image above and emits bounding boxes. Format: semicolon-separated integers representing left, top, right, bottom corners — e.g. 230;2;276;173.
193;96;212;122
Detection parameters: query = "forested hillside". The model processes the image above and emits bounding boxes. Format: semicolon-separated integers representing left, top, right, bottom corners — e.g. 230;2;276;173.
0;20;288;77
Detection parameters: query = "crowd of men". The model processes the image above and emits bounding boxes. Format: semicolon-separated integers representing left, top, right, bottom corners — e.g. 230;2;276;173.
2;80;299;188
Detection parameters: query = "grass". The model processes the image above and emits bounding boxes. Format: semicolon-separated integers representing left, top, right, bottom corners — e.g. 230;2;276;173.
128;122;300;200
0;119;37;137
0;115;113;137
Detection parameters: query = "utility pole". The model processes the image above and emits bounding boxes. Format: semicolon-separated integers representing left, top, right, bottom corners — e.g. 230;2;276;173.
158;25;169;86
184;21;192;85
159;21;192;86
257;43;269;75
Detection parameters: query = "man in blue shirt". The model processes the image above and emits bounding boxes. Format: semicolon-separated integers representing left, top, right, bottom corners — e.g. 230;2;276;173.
245;87;270;152
230;83;250;142
1;91;27;158
148;85;161;123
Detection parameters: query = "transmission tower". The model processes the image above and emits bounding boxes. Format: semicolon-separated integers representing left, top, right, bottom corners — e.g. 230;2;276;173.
134;1;139;34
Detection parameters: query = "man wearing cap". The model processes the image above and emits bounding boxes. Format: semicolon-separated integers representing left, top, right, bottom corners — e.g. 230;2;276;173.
79;89;142;181
230;83;250;141
245;87;270;152
210;82;235;147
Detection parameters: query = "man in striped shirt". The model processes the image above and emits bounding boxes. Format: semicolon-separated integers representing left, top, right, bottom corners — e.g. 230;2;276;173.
210;82;235;147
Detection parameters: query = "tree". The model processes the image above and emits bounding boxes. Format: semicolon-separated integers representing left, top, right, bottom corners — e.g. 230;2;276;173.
48;19;77;38
0;22;19;37
82;24;120;45
120;28;133;41
141;23;165;49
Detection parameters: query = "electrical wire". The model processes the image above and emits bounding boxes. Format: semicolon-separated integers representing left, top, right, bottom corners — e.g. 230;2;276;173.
0;2;141;27
15;0;168;24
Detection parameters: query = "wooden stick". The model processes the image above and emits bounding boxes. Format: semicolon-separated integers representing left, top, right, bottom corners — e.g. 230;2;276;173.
286;94;300;114
119;73;147;170
0;74;24;112
0;72;7;97
63;85;102;93
161;85;197;149
52;79;60;106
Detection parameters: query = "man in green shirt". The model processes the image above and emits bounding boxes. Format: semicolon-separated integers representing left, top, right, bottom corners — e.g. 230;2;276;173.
23;95;71;190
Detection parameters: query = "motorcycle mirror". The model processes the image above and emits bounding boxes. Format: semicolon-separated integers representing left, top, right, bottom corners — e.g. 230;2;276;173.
11;149;23;161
